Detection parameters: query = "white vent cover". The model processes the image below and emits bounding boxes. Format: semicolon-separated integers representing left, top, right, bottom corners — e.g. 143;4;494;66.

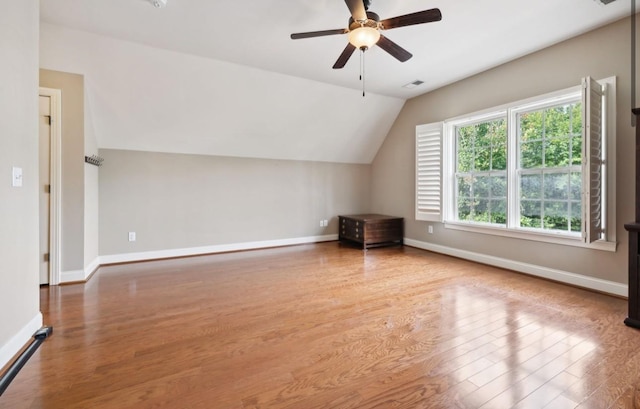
403;80;425;89
150;0;167;8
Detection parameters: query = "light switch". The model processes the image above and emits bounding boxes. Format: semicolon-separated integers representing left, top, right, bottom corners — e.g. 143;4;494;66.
12;167;22;187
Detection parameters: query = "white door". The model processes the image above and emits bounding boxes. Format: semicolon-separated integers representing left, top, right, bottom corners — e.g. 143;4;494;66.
39;96;51;285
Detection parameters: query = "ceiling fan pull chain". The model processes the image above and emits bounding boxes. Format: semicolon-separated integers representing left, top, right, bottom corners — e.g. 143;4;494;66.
359;49;363;81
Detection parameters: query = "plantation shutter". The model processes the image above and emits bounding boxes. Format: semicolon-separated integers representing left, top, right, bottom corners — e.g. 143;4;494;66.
416;122;443;221
582;76;604;243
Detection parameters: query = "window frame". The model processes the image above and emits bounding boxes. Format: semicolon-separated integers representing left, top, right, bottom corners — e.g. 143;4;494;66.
509;90;583;235
434;77;617;252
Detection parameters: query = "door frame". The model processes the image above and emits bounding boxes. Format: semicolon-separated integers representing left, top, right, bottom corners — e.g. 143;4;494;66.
39;87;62;285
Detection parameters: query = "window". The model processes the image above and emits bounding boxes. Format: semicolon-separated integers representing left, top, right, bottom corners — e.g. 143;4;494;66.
416;77;616;250
455;115;507;225
515;98;583;234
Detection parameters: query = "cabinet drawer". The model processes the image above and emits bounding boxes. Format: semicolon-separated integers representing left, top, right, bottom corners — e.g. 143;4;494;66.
340;217;363;240
364;220;403;241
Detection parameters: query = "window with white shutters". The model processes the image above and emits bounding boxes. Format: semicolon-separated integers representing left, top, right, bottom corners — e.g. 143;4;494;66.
416;76;616;250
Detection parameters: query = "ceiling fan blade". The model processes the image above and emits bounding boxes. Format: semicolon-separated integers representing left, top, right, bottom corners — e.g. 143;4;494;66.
376;35;412;62
291;28;348;40
333;43;357;69
379;8;442;30
344;0;367;22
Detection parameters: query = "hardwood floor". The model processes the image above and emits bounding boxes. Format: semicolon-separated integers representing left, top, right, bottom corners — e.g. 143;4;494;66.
1;243;639;408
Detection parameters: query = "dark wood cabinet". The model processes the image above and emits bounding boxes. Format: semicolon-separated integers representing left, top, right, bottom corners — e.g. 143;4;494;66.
625;222;640;328
338;214;403;250
625;108;640;329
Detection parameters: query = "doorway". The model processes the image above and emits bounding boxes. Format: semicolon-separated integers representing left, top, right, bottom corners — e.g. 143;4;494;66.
38;88;61;285
38;95;50;284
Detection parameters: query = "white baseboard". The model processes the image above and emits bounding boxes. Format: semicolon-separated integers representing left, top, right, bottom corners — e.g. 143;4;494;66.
404;238;627;298
60;269;86;283
99;234;339;265
59;236;627;298
0;313;43;370
84;257;100;278
58;257;102;284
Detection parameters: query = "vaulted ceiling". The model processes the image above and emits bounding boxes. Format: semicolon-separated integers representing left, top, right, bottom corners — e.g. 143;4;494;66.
39;0;631;164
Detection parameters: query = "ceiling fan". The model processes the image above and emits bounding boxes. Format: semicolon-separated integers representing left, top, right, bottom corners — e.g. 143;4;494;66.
290;0;442;69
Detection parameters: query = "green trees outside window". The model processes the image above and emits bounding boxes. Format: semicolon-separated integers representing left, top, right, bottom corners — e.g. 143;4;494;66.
455;118;507;224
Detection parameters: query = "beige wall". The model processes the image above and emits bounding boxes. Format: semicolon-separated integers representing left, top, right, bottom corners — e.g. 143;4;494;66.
39;69;85;273
0;0;41;367
99;149;371;256
372;16;637;285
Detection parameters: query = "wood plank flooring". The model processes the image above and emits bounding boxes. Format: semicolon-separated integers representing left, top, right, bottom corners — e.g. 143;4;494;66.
1;242;639;408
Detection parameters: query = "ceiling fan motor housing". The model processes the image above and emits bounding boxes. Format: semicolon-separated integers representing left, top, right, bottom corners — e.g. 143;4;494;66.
349;12;380;30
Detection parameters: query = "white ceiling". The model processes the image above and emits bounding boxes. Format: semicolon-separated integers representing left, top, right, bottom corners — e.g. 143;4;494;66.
40;0;631;99
38;0;631;164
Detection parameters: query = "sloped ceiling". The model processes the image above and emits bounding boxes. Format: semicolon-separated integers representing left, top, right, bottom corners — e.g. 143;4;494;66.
39;0;631;164
41;23;404;164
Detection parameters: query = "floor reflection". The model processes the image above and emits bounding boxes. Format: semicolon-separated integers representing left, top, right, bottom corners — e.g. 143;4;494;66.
439;284;598;408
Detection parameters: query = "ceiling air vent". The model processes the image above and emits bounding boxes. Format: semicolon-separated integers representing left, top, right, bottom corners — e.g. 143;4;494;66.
403;80;425;89
150;0;167;8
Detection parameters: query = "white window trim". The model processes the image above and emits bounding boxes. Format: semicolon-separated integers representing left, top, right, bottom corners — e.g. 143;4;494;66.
444;221;616;251
437;77;617;252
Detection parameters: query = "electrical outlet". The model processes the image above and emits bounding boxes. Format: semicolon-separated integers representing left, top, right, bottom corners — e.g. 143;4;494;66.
428;225;434;234
323;219;328;227
319;220;324;227
128;232;136;242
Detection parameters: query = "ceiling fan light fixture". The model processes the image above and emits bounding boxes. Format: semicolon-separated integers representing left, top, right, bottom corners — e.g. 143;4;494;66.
348;26;380;49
